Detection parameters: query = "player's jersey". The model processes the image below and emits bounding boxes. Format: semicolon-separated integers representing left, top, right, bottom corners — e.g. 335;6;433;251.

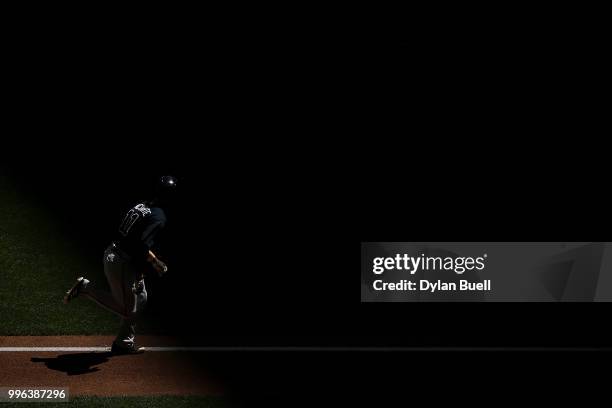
116;202;166;261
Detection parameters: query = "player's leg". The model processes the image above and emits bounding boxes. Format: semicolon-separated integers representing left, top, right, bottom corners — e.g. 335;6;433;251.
64;244;147;354
63;276;88;304
112;261;148;354
79;246;131;318
63;247;125;312
114;278;147;350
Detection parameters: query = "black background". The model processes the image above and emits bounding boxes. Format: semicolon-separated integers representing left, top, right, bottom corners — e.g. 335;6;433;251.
3;37;609;349
2;17;610;406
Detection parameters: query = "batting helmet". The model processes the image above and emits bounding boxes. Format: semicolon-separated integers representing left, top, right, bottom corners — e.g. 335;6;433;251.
154;175;178;204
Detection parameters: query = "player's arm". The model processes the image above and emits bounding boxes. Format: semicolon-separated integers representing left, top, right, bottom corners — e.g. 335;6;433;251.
141;212;167;276
147;250;168;276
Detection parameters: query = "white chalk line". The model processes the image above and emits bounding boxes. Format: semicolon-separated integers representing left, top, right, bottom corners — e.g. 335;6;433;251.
0;346;610;352
0;347;212;352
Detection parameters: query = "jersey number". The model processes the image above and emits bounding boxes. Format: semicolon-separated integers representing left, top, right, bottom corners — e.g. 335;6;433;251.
119;204;151;236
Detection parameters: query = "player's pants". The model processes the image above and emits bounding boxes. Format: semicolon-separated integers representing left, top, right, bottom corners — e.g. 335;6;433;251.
81;243;147;348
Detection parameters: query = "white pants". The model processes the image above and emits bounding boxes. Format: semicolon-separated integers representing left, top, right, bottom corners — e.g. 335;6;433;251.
82;244;147;347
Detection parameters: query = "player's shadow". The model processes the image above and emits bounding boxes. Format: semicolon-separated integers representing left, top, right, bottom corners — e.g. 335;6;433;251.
31;352;113;376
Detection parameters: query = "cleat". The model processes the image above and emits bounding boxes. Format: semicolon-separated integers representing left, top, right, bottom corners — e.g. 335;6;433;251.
63;277;86;304
111;342;145;355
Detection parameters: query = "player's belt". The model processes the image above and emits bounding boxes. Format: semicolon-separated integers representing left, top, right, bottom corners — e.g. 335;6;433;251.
110;241;132;261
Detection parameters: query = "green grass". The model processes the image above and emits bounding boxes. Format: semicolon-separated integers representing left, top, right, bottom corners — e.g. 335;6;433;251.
0;395;230;407
0;174;118;335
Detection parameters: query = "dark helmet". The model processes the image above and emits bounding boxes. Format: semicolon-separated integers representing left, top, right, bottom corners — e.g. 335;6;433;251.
158;175;178;191
154;175;178;205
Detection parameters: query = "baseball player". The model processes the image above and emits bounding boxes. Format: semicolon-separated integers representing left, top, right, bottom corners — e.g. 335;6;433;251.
62;176;177;355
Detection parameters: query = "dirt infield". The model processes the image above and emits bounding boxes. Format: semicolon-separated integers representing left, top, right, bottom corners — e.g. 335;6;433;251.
0;336;225;397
